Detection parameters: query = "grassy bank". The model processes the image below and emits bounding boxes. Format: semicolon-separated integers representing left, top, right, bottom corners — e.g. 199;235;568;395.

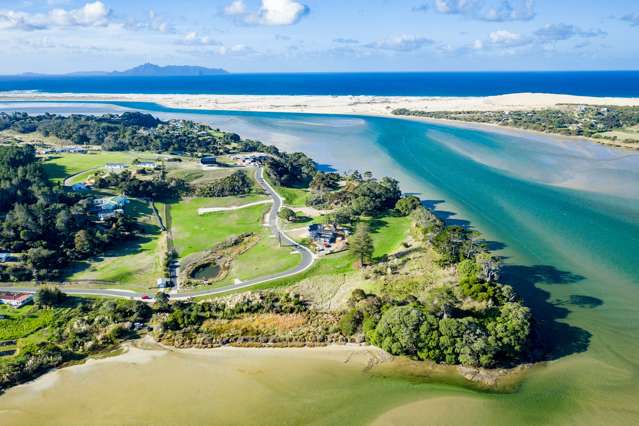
170;195;269;258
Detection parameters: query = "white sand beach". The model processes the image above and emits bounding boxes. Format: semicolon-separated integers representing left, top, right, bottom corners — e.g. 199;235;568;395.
1;92;639;116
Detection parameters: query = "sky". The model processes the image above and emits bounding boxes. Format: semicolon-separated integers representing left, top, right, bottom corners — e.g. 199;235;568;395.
0;0;638;73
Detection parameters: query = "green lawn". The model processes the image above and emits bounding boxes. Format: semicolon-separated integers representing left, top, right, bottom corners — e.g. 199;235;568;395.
170;196;269;258
165;161;237;185
66;168;98;185
42;151;169;183
42;152;136;183
194;251;357;300
363;215;412;259
263;175;309;207
277;185;310;207
64;198;165;291
215;231;302;286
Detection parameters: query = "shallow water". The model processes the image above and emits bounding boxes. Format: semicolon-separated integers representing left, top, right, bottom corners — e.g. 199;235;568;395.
1;102;639;424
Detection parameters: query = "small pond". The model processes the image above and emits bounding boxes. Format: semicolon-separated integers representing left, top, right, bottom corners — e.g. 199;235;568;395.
190;262;221;280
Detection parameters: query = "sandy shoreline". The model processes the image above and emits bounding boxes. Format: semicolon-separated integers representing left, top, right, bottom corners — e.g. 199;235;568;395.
2;91;638;150
1;91;639;115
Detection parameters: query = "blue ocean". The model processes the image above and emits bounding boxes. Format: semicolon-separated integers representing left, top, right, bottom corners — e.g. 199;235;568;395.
0;71;638;96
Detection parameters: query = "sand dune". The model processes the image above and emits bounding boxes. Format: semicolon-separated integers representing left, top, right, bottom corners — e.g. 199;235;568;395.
1;92;639;116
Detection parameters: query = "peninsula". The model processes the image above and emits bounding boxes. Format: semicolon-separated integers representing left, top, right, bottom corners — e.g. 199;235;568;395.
0;111;533;392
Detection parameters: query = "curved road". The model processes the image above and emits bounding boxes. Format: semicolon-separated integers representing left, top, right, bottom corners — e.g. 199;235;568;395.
0;166;315;301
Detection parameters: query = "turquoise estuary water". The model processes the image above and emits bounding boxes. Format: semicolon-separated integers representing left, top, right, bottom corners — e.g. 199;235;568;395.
1;102;638;424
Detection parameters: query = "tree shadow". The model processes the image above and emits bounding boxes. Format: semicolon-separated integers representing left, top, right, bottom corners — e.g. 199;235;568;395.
422;199;472;227
562;295;604;309
501;264;592;361
419;198;592;361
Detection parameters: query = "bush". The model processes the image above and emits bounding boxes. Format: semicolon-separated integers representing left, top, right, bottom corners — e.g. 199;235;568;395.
278;207;297;222
196;170;253;197
395;196;421;216
339;309;363;336
370;305;424;356
34;286;67;307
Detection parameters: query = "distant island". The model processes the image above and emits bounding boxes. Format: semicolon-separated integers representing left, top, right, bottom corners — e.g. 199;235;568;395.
18;63;228;77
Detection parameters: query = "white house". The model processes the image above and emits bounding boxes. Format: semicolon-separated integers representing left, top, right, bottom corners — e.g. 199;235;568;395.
137;161;156;168
156;278;171;289
105;163;128;171
0;292;33;308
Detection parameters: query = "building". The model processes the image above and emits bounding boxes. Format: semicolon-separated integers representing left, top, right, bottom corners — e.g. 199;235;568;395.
93;195;129;221
309;224;349;253
137;161;156;168
105;163;128;171
71;182;90;192
0;292;33;308
156;278;171;289
38;146;87;155
200;156;217;165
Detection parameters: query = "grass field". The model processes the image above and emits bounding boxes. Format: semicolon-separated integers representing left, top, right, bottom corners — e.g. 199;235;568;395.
170;196;269;258
41;151;170;183
0;129;68;146
600;125;639;143
43;152;134;182
277;185;310;207
263;175;309;207
65;198;165;291
165;159;238;186
215;231;302;286
194;251;357;300
364;215;412;259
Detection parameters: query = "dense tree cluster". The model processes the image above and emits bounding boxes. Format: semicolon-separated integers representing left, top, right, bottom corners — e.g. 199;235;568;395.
195;170;253;197
0;112;274;155
308;171;402;216
395;195;422;216
393;105;639;140
0;146;137;280
309;172;341;192
34;286;67;307
265;152;317;187
341;287;530;368
94;170;188;201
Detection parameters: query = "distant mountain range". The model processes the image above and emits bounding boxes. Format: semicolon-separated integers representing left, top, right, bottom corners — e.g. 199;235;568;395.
19;63;228;77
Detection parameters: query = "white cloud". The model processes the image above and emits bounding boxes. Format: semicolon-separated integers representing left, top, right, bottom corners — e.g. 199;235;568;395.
365;35;434;52
0;1;111;31
256;0;308;25
534;23;606;43
180;32;220;46
224;0;247;16
489;30;525;46
225;0;309;26
431;0;535;22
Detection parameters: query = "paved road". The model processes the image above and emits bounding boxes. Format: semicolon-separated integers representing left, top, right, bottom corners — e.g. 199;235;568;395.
0;166;315;301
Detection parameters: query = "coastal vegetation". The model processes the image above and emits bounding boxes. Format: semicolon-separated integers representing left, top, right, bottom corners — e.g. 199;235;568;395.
0;296;152;392
393;105;639;145
0;110;536;393
0;145;137;281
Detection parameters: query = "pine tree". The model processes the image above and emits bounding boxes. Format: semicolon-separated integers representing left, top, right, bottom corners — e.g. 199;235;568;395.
350;223;373;267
